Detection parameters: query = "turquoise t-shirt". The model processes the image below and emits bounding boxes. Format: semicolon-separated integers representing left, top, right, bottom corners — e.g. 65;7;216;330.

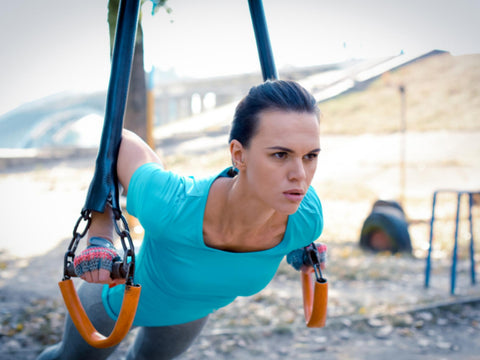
102;163;323;326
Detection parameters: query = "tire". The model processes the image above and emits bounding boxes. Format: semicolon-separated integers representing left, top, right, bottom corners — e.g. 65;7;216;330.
372;199;405;216
360;200;412;253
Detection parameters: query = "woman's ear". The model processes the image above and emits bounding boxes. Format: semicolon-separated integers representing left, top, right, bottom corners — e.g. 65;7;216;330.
229;140;246;170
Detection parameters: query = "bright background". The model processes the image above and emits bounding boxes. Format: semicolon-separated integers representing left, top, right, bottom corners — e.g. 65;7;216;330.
1;0;479;115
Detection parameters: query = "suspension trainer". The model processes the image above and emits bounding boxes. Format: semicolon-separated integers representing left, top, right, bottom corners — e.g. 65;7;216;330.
59;0;327;349
59;0;141;348
249;0;328;328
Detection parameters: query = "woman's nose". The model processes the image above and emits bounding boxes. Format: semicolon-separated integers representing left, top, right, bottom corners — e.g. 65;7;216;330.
288;158;306;181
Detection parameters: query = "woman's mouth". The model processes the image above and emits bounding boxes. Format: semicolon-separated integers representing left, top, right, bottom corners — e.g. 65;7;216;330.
283;190;305;202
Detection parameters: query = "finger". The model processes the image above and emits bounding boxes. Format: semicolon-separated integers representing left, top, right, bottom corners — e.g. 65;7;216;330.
84;271;94;283
90;269;101;283
90;270;98;283
98;269;112;284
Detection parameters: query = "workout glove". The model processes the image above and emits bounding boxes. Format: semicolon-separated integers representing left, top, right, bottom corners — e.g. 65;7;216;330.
74;237;121;277
286;243;327;271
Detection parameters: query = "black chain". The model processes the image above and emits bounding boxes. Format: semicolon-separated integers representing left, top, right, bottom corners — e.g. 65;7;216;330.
113;209;136;286
62;206;137;286
63;210;92;280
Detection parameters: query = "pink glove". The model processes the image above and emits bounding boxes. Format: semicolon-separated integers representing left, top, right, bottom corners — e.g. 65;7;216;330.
74;237;120;277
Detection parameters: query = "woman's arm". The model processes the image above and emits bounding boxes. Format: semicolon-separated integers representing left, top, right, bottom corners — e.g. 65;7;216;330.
90;128;162;240
75;129;162;284
117;129;163;194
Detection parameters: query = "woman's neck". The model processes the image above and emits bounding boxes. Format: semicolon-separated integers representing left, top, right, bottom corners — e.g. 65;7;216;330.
203;176;288;252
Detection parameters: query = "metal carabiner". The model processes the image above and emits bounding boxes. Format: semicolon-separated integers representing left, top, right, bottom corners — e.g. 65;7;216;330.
304;243;326;282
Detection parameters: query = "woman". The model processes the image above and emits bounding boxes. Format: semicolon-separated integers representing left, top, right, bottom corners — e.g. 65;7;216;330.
37;80;325;360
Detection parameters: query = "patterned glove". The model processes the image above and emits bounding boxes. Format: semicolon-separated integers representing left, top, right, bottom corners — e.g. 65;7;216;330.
74;237;121;277
287;243;327;271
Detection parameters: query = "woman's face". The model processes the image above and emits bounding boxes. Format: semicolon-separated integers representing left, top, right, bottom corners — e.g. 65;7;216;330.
235;109;320;215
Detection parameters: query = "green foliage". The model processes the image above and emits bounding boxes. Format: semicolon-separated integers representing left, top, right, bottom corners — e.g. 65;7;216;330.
107;0;172;55
146;0;172;15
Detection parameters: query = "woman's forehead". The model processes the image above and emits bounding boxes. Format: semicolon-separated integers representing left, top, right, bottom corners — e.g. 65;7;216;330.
256;110;319;135
253;110;320;148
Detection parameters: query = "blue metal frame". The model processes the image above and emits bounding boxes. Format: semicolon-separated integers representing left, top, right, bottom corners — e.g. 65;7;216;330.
425;189;478;294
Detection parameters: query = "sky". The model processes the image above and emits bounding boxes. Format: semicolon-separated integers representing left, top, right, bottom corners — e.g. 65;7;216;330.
1;0;479;116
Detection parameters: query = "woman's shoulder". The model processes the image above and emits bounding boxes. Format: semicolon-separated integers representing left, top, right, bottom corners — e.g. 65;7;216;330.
130;163;225;196
300;186;322;214
288;186;323;244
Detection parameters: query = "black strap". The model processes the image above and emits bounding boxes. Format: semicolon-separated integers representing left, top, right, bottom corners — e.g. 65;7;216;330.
84;0;277;214
83;0;141;214
248;0;278;81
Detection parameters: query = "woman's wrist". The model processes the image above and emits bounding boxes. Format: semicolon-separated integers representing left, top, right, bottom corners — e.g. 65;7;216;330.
88;237;116;250
87;206;115;243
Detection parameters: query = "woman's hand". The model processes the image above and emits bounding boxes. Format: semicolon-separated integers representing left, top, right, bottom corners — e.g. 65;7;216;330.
74;238;125;286
286;243;327;272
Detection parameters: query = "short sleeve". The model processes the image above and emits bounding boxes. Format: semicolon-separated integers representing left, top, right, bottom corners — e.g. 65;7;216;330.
126;162;183;232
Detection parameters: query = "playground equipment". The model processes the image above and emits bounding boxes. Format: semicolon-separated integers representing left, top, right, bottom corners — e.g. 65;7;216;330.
59;0;328;348
360;200;412;253
425;190;478;294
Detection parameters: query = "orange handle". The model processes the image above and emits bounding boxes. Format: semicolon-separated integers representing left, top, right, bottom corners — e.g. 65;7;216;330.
59;279;141;348
301;267;328;327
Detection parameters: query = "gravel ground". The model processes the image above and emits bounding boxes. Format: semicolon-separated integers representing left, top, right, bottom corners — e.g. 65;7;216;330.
1;241;479;360
1;130;479;359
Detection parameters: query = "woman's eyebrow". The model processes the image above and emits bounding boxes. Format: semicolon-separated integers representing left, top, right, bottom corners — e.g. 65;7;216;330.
266;146;321;153
266;146;293;152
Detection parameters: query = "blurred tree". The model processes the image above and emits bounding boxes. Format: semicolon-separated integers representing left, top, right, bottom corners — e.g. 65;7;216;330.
107;0;170;142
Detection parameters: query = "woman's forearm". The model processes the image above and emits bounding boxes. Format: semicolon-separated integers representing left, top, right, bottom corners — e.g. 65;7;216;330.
87;205;115;243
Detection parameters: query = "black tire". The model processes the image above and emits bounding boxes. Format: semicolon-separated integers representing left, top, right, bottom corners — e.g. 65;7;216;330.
360;200;412;253
372;199;405;216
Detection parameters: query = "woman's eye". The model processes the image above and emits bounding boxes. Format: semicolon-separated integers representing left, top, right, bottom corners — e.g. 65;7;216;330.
304;153;318;160
273;152;288;159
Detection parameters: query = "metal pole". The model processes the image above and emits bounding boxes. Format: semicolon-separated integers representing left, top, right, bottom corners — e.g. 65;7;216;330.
425;191;437;288
468;193;476;285
248;0;278;81
399;84;406;206
451;192;462;294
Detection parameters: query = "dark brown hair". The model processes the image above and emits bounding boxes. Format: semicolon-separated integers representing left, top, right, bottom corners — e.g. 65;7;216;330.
229;80;319;148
